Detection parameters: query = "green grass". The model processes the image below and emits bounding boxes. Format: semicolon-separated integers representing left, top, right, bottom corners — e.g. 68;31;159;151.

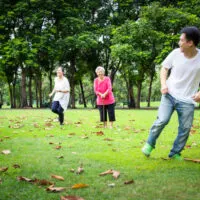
0;109;200;200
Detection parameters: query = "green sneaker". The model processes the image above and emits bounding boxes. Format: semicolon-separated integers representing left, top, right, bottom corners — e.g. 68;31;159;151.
170;154;183;161
142;143;153;157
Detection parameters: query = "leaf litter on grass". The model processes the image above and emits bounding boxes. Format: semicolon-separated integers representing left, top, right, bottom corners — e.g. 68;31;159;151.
0;167;8;172
60;196;84;200
1;150;11;155
51;175;65;181
99;169;120;179
71;183;89;189
46;185;66;192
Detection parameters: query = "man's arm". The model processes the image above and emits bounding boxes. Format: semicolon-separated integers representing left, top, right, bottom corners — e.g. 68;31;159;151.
160;67;169;94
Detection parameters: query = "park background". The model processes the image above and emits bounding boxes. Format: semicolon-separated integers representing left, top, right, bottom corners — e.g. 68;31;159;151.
1;0;200;109
1;1;200;200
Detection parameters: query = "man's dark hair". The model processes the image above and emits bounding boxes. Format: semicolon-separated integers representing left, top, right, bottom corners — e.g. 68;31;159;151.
181;26;200;46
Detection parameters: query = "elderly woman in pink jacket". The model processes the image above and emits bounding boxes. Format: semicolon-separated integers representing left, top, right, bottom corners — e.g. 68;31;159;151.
94;66;116;128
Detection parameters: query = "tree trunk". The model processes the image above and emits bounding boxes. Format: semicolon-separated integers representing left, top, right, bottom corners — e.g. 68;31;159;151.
28;71;33;107
79;80;87;108
38;74;42;108
49;65;53;105
110;61;121;84
35;78;39;108
13;84;16;108
8;84;14;108
70;56;76;109
136;82;142;109
147;73;154;107
13;71;17;108
21;67;28;108
128;84;136;108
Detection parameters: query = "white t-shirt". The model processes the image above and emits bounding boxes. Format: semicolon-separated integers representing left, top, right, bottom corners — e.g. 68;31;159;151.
162;48;200;104
53;76;70;110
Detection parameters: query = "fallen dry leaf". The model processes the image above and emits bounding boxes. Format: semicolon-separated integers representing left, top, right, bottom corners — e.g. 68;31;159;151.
99;169;113;176
0;167;8;172
76;167;84;174
9;124;24;129
2;150;11;155
184;158;200;163
4;136;10;139
51;175;64;181
95;131;104;136
57;156;64;159
68;133;76;136
108;183;115;187
95;125;104;128
185;145;192;149
17;176;34;182
35;179;53;186
61;196;84;200
55;146;62;149
0;139;3;142
81;135;88;139
190;129;197;134
112;170;120;179
161;157;171;161
49;142;54;145
124;180;134;185
104;138;113;141
13;164;20;168
72;152;77;155
71;183;89;189
45;122;53;127
49;134;54;137
33;123;39;128
46;185;66;192
124;126;131;130
70;169;75;173
74;122;82;124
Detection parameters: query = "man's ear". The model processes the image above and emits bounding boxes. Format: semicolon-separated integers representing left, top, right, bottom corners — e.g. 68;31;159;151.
188;40;194;47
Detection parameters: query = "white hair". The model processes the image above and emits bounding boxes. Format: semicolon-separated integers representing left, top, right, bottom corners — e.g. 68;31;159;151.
95;66;105;74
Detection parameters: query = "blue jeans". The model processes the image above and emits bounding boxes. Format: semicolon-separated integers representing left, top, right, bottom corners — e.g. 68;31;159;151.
147;94;194;157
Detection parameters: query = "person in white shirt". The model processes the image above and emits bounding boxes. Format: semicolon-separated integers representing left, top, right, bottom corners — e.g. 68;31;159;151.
49;67;70;125
142;26;200;160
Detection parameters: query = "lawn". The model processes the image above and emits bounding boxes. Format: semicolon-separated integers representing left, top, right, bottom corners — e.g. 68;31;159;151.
0;109;200;200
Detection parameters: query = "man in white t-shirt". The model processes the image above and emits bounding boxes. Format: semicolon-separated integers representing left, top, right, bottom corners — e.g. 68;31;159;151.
49;67;70;125
142;26;200;160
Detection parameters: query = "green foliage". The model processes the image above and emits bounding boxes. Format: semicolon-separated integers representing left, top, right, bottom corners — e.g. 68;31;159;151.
1;0;200;107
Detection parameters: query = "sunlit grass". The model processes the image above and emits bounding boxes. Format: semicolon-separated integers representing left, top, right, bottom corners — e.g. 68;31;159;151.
0;109;200;200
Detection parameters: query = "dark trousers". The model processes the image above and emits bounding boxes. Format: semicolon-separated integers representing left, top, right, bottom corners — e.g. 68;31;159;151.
98;103;115;122
51;101;64;124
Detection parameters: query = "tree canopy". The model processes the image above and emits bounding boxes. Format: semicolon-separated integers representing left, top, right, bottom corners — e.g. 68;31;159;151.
0;0;200;108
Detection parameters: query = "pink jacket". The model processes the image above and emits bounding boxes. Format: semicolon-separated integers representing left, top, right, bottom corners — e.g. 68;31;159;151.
94;76;115;105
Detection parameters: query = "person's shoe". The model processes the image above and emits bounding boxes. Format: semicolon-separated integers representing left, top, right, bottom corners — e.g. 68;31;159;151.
170;154;183;161
142;143;153;157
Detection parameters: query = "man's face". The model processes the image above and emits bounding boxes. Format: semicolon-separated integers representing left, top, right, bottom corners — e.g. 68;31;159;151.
178;33;193;52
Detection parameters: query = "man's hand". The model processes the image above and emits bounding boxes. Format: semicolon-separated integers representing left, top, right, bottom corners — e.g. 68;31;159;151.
192;92;200;102
160;85;168;94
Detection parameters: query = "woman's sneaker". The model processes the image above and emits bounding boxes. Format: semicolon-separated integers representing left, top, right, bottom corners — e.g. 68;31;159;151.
142;143;153;157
